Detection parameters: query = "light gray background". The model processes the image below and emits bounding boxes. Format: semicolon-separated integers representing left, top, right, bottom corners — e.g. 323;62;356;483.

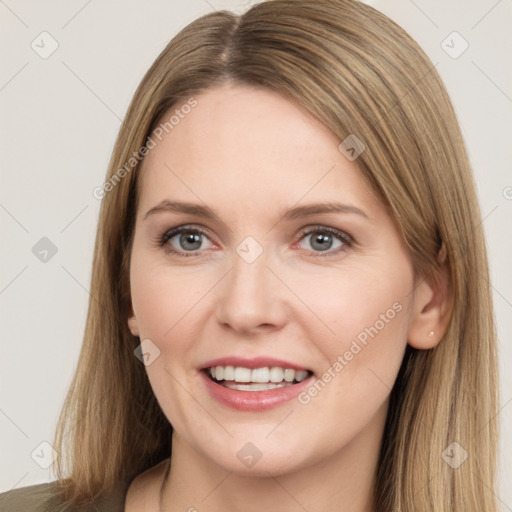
1;0;511;507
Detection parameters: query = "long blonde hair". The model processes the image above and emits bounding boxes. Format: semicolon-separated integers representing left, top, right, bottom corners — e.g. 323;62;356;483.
53;1;498;509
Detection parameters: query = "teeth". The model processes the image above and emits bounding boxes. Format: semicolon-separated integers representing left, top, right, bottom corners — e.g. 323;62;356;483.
295;370;308;382
283;369;295;382
234;367;251;382
223;365;235;380
222;381;294;391
269;367;284;382
251;367;270;383
207;365;311;384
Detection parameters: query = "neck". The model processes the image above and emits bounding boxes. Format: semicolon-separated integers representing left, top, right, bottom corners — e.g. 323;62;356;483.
159;402;387;512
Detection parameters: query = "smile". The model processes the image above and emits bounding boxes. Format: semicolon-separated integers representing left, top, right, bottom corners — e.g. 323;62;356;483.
198;356;315;411
205;365;312;391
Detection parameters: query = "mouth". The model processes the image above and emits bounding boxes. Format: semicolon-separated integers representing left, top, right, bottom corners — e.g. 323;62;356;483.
198;357;316;411
202;365;314;392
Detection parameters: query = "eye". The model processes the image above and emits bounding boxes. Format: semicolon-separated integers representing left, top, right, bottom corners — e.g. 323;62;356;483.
158;224;353;258
159;226;213;256
297;226;352;255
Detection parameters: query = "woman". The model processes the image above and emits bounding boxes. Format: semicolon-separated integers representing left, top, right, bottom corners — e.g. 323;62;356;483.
0;0;498;510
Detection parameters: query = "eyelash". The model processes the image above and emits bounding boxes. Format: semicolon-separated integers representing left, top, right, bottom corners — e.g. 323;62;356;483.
157;224;353;258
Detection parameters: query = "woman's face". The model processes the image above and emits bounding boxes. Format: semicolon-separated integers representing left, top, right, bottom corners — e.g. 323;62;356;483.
128;82;420;476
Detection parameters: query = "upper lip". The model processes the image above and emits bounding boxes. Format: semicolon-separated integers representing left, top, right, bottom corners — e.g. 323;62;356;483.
199;356;312;372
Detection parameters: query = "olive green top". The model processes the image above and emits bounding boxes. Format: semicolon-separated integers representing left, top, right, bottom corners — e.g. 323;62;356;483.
0;480;130;512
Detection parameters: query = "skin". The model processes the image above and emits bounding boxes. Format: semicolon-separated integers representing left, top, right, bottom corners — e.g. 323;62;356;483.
125;82;450;512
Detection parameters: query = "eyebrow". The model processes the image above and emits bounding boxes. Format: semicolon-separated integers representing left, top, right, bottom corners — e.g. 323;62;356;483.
143;200;217;221
143;200;369;222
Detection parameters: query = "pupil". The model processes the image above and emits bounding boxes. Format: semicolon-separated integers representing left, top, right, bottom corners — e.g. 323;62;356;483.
180;232;202;250
312;233;332;251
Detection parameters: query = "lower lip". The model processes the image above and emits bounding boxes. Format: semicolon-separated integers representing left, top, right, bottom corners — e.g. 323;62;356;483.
199;371;314;412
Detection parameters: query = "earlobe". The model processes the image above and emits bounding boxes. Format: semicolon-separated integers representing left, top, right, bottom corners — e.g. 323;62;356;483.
408;260;452;350
127;308;140;337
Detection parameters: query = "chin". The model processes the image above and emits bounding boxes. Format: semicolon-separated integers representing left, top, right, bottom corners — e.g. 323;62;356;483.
198;435;316;478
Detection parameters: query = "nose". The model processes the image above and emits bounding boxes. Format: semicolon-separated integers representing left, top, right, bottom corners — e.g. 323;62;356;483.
214;247;289;335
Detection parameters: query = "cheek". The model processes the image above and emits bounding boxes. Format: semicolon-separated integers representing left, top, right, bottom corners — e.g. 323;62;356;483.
130;253;212;342
129;254;211;421
292;261;413;420
294;261;411;341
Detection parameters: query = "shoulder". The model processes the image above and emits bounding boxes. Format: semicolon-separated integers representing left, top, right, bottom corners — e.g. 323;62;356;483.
0;480;128;512
0;482;64;512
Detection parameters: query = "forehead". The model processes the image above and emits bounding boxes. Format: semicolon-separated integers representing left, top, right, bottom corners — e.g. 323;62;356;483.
138;83;379;220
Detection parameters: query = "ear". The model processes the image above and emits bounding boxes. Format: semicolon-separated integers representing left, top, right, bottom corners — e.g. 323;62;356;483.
408;253;452;350
127;305;140;337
